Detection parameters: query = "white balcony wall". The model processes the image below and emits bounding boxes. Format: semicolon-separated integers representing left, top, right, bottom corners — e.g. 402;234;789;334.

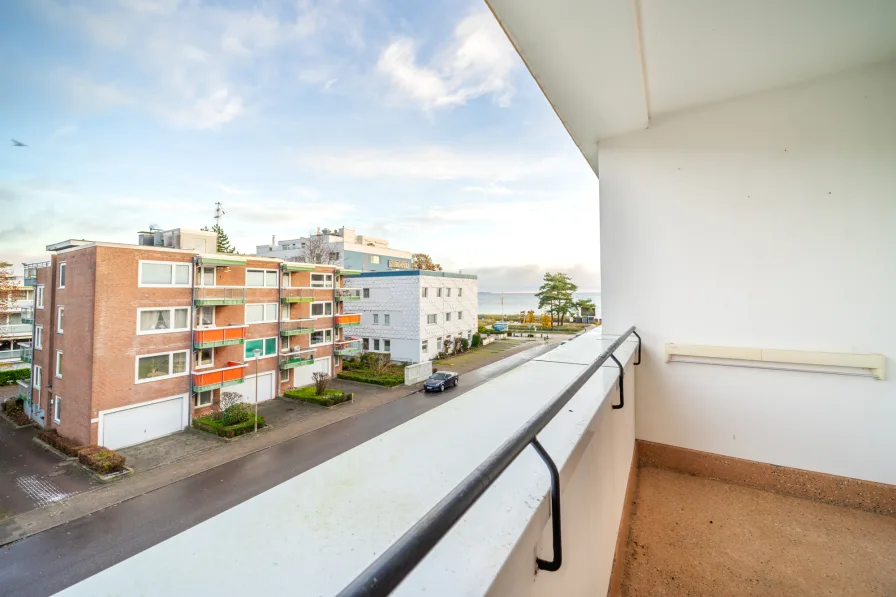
600;60;896;484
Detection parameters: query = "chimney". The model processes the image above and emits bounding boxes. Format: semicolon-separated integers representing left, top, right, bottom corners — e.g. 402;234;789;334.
272;235;276;247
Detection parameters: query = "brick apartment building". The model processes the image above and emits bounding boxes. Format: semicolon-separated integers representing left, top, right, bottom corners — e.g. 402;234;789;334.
21;228;362;450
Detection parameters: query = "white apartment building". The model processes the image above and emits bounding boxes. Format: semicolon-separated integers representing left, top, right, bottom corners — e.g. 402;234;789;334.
255;227;413;272
345;270;478;363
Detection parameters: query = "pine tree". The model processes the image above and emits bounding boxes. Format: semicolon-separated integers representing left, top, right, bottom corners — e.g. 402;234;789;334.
202;225;237;253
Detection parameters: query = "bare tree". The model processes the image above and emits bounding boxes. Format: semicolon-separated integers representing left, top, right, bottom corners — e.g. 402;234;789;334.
371;353;392;376
0;262;22;346
290;232;340;265
312;372;331;396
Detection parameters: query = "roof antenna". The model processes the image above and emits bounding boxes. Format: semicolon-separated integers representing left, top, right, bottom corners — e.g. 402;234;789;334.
214;202;225;227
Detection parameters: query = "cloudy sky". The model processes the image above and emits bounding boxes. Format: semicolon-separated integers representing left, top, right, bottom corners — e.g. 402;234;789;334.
0;0;600;292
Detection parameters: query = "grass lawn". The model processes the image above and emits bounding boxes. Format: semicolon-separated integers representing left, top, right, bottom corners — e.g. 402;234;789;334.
284;386;349;407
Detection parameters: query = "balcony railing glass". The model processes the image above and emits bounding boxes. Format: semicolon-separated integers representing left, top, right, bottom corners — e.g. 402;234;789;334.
193;326;247;349
280;350;315;369
193;287;247;306
21;307;34;324
192;361;246;392
280;320;315;336
281;288;316;303
335;339;362;356
335;288;362;301
0;324;32;337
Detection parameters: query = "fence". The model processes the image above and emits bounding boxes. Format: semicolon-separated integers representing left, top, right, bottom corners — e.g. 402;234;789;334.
405;361;433;385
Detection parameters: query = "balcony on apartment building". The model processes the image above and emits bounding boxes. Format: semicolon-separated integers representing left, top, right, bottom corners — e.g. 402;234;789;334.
279;348;315;370
0;324;32;338
193;325;247;349
22;261;50;286
335;313;361;328
193;286;247;306
280;288;316;303
335;288;362;301
280;319;315;336
20;306;34;324
18;343;32;364
335;339;362;357
191;361;247;393
281;262;316;273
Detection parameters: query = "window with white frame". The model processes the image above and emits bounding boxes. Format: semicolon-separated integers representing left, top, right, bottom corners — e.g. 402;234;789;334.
54;396;62;423
446;288;451;298
247;269;278;288
34;325;42;350
280;368;290;383
281;272;290;288
34;365;41;390
58;262;66;288
194;347;214;368
436;288;442;298
427;314;437;325
421;287;428;298
246;303;278;323
311;273;333;288
245;337;277;359
373;339;380;351
196;266;216;286
138;307;190;334
311;302;333;317
195;306;214;327
458;288;463;297
310;329;333;346
136;350;188;382
139;261;190;286
373;314;379;325
57;306;64;333
421;339;428;352
363;288;370;298
384;314;391;325
369;255;380;264
384;339;391;352
457;311;463;320
36;285;44;309
437;337;443;349
445;312;451;322
55;350;63;378
194;390;213;407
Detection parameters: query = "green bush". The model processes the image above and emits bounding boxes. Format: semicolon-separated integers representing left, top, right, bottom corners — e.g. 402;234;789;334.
471;333;482;348
477;325;490;335
0;368;30;386
38;429;89;456
460;338;470;351
337;370;404;387
192;414;265;438
222;403;252;425
79;446;126;475
283;386;348;407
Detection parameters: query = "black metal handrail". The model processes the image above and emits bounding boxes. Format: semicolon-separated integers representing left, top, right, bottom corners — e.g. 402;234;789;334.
337;326;640;596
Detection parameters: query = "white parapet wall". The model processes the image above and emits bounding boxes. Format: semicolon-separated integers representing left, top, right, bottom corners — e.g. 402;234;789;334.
405;361;433;385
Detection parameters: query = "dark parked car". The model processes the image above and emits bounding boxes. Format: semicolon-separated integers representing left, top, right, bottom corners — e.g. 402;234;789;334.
424;371;459;392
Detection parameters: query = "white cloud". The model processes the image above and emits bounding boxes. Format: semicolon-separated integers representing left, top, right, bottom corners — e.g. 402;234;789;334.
462;184;511;195
377;10;516;110
51;124;80;139
217;183;255;196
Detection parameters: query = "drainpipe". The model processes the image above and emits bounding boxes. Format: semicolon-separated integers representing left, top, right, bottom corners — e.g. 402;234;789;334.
332;268;337;377
188;256;197;427
278;262;283;390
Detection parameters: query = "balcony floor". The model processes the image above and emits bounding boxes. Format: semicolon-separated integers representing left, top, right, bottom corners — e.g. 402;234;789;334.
621;467;896;596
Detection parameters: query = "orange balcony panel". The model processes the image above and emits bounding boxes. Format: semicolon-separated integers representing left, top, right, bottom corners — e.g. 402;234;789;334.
193;326;247;348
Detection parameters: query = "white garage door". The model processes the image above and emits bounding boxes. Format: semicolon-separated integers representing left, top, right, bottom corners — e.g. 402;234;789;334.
101;395;187;450
238;371;276;404
292;357;331;389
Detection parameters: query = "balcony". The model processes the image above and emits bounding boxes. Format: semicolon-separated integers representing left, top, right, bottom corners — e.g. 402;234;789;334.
20;307;34;324
279;350;315;369
23;261;50;286
335;313;361;328
281;262;315;272
20;344;32;364
193;326;247;349
196;255;246;266
335;339;362;356
193;287;246;306
335;288;362;301
191;361;246;392
0;324;32;338
280;320;314;336
280;288;315;303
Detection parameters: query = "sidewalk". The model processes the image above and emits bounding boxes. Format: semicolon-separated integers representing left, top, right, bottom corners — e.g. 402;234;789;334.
0;338;556;546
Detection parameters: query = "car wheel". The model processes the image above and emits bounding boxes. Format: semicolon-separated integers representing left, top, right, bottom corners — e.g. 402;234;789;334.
453;379;458;387
440;384;445;392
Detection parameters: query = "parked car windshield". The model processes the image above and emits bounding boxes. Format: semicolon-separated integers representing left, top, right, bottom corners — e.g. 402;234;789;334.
430;373;452;380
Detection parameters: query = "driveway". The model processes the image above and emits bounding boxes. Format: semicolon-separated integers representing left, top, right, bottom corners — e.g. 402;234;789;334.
0;424;95;518
117;429;223;474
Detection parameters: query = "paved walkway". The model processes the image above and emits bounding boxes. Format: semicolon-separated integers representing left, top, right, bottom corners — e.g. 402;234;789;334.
0;338;558;546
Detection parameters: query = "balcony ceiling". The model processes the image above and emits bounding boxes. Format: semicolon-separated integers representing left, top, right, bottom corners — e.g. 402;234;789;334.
487;0;896;169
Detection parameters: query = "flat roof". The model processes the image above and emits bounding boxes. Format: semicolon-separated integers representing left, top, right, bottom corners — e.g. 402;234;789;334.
356;270;477;280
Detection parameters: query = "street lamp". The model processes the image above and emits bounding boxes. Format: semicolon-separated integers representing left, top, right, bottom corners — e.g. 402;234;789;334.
253;348;261;433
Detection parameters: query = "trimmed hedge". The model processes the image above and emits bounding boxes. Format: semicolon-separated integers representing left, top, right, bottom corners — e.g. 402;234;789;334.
337;370;404;387
38;429;89;457
0;368;30;386
192;414;266;438
284;387;349;407
79;446;127;475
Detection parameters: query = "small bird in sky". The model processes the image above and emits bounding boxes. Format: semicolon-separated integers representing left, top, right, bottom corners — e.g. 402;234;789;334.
11;139;28;147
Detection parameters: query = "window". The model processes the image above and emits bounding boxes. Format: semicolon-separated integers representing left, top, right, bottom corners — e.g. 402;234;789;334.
422;287;428;298
311;273;333;288
437;337;442;349
282;272;290;288
136;350;189;382
245;337;277;359
468;331;472;341
421;340;428;352
458;288;463;297
437;288;442;298
138;307;189;334
246;303;277;323
58;262;66;288
370;255;380;264
373;339;380;351
362;338;369;350
384;314;390;325
36;285;44;309
310;329;333;346
54;396;61;423
445;312;452;322
384;339;391;352
446;288;451;297
139;261;190;286
196;266;216;286
373;314;379;325
363;288;370;298
57;306;64;334
194;390;213;407
311;302;333;317
427;314;437;325
195;306;215;327
34;325;42;350
458;311;463;320
34;365;41;390
55;351;63;378
247;269;278;287
194;348;214;368
280;368;290;383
